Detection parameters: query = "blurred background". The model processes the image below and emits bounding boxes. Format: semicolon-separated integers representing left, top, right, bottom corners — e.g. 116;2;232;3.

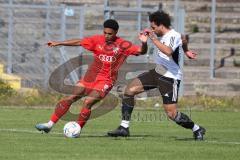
0;0;239;98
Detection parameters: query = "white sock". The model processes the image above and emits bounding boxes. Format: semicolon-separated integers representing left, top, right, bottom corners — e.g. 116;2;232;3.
47;120;55;128
192;124;200;132
120;120;129;128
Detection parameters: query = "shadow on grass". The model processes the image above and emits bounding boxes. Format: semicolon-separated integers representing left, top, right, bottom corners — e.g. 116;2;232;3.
49;132;210;141
79;134;169;140
172;136;212;142
172;137;195;141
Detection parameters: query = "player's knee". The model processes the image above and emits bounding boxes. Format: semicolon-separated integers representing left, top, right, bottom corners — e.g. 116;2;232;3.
83;99;93;106
166;112;175;120
165;110;177;120
124;86;139;96
164;104;178;120
83;98;99;108
124;88;134;96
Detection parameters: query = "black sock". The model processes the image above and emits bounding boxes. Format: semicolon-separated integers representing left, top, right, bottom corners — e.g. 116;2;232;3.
121;94;134;121
173;112;194;129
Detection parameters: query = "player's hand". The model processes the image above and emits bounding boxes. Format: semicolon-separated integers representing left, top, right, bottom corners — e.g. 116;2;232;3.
142;28;157;41
143;28;152;35
47;41;60;47
185;50;197;59
139;31;148;43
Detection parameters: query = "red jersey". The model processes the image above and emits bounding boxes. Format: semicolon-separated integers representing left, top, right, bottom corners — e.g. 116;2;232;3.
80;35;140;84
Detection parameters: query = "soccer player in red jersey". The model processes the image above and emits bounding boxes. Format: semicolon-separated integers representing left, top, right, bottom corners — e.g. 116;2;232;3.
35;19;148;133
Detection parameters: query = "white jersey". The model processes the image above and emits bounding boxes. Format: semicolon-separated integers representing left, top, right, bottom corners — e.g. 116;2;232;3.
154;29;183;80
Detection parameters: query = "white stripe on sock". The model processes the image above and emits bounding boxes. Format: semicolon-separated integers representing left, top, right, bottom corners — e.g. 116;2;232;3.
192;124;200;132
47;121;54;128
120;120;129;128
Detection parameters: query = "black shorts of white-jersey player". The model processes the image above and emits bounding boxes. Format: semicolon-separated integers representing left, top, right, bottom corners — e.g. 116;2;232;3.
107;11;205;140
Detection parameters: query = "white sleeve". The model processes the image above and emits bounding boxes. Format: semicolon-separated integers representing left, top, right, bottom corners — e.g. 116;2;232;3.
164;32;182;52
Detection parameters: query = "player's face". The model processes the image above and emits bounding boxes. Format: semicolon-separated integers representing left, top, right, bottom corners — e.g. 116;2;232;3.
103;28;117;42
150;22;163;37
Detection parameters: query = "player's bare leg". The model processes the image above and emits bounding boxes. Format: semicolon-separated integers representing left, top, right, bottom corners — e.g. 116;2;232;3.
163;104;206;140
108;78;144;137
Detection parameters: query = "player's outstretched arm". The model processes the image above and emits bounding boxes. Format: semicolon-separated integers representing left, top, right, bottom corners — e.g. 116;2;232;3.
47;39;82;47
181;34;197;59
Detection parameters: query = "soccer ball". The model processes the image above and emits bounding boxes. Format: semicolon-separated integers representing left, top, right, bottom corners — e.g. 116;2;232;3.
63;121;81;138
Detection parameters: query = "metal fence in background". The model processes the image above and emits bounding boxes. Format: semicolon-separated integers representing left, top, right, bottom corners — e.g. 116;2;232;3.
0;0;186;96
0;0;85;88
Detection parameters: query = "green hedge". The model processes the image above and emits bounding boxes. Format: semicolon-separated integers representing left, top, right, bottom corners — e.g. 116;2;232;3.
0;80;15;96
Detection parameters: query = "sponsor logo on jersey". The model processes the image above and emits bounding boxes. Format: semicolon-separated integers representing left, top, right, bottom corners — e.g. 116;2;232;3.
98;54;116;62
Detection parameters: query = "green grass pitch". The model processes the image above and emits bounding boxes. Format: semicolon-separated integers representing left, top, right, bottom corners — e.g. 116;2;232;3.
0;107;239;160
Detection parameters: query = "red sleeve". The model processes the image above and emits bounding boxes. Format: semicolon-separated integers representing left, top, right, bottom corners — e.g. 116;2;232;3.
123;41;140;56
126;44;140;55
80;35;97;51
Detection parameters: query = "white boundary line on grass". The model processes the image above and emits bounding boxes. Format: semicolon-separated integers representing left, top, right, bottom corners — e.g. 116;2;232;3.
0;128;62;135
1;128;240;144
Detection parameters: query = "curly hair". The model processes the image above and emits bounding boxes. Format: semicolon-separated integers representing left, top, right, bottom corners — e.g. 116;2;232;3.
149;11;171;28
103;19;119;31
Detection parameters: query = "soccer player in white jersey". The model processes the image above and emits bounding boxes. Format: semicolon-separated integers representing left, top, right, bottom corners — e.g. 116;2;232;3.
107;11;206;140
